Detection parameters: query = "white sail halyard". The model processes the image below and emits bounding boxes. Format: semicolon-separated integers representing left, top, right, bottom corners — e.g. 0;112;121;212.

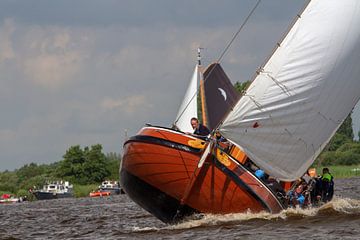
220;0;360;181
174;65;200;133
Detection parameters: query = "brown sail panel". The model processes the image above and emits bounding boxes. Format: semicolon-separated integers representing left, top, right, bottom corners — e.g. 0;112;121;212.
203;63;240;130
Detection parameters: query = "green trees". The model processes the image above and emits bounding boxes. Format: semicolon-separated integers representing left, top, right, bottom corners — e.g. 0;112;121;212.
234;81;251;93
0;144;120;197
83;145;110;183
0;171;18;193
315;114;360;166
58;144;110;184
58;145;86;183
338;115;354;139
105;152;121;180
0;163;56;200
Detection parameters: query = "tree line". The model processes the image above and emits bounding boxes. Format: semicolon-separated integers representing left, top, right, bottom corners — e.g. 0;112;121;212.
316;115;360;166
0;144;121;197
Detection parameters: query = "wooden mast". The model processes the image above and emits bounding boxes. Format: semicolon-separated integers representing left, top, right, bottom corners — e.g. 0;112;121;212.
198;47;208;127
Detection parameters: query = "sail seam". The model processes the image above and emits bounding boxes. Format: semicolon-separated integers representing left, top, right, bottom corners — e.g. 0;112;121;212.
266;73;292;96
243;94;264;112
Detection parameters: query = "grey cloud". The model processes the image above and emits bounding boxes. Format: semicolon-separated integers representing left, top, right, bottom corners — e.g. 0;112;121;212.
0;0;305;27
0;1;309;170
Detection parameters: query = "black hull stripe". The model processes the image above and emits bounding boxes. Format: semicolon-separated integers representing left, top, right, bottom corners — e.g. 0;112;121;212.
120;168;196;223
126;135;203;154
214;159;272;212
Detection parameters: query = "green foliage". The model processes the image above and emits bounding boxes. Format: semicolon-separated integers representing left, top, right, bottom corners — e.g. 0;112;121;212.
0;144;120;197
315;113;360;167
16;163;44;183
82;144;110;183
105;152;121;180
19;174;49;190
58;145;85;181
0;191;11;195
326;133;352;151
337;115;354;139
337;142;360;154
234;81;251;93
16;189;34;201
57;144;110;185
72;184;99;198
320;151;360;166
0;171;18;193
335;151;360;165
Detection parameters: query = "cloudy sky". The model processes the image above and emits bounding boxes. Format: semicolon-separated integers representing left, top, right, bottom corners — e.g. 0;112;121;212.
0;0;359;171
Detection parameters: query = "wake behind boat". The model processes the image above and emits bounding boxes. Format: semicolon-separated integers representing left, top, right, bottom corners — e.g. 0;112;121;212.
121;0;360;223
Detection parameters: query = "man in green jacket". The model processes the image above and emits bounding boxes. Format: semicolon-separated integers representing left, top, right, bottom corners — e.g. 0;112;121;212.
321;167;334;202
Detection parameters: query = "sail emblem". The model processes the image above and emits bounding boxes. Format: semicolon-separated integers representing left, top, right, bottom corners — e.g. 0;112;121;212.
218;88;227;101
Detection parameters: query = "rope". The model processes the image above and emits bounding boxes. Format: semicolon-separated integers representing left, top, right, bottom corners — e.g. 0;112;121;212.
174;0;262;127
216;0;261;64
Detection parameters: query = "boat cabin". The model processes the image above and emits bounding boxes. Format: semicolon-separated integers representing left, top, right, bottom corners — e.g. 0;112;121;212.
42;181;73;193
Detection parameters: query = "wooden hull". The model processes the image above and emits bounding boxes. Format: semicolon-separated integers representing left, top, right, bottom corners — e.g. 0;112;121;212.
120;126;284;223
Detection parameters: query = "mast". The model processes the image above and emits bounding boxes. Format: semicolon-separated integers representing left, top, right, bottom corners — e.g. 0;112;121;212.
174;49;200;132
197;47;202;65
198;47;208;127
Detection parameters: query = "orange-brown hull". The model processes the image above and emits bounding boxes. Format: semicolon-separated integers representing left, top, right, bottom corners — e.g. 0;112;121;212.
121;126;284;223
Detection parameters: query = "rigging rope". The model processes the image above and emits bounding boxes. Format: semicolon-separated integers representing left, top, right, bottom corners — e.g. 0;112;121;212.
216;0;261;64
174;0;262;127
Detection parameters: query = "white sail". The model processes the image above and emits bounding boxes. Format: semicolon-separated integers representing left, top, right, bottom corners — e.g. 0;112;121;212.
220;0;360;181
175;65;199;132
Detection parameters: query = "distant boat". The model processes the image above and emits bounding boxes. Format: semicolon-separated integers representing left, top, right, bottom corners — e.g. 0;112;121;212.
31;181;73;200
121;0;360;223
89;190;111;198
0;194;21;204
98;180;123;195
89;180;124;197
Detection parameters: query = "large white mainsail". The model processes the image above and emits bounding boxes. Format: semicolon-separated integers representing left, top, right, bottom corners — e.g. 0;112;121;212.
220;0;360;181
174;65;200;133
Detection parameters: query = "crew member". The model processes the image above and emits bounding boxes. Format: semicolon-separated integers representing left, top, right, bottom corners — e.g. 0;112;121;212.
190;117;210;136
321;167;334;202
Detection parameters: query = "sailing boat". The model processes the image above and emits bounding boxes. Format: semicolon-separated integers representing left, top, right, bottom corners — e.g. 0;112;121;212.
121;0;360;223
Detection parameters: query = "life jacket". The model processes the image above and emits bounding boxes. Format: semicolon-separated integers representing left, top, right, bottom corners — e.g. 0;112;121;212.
255;169;265;179
322;173;332;182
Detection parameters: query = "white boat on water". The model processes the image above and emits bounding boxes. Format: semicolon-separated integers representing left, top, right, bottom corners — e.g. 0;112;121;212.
31;181;73;200
98;180;123;194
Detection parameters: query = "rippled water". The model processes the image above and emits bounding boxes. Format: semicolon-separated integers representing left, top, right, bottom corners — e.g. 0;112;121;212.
1;178;360;239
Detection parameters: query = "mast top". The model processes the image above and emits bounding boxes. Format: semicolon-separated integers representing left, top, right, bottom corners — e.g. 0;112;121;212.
197;47;203;66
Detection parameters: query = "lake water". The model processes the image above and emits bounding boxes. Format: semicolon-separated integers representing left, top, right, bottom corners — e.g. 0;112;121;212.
1;177;360;239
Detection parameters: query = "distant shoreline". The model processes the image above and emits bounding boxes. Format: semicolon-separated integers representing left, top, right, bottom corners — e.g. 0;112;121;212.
316;165;360;179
